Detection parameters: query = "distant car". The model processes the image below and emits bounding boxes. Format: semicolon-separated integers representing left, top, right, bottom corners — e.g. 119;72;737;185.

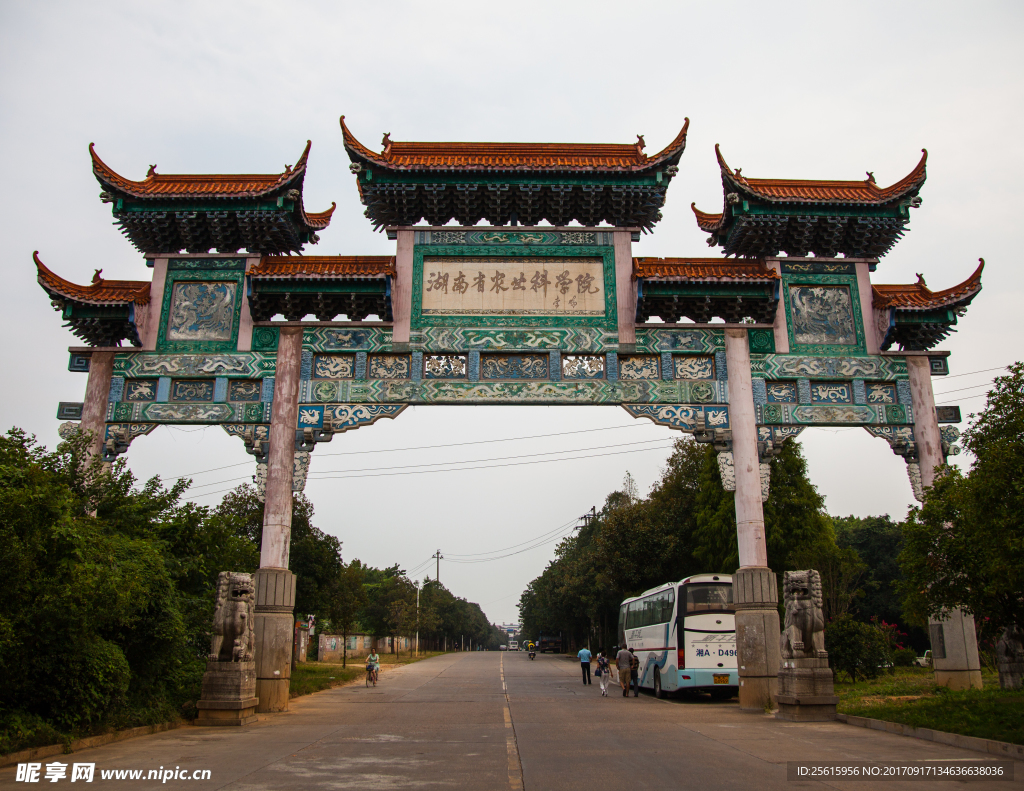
499;645;508;651
914;650;932;668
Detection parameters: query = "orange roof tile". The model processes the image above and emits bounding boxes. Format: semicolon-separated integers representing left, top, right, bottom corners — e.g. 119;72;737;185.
303;203;337;230
691;203;724;232
251;255;396;278
341;115;688;172
715;145;927;204
633;257;779;281
91;141;312;199
35;252;151;305
873;259;984;311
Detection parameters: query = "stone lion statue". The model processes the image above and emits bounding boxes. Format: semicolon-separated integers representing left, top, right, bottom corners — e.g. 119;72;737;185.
780;570;826;660
209;572;255;662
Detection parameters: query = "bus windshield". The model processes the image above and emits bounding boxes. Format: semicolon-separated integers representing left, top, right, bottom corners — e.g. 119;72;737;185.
682;583;733;614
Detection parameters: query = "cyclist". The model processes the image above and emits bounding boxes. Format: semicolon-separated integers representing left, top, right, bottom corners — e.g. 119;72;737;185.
366;649;380;685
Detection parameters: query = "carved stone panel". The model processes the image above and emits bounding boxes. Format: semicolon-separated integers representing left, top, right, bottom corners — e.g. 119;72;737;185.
480;354;549;379
228;380;262;402
673;355;715;380
788;285;857;346
424;354;468;379
313;354;356;379
166;281;237;342
171;379;215;402
562;355;605;379
809;382;852;404
619;355;660;380
368;354;412;379
125;379;157;402
866;382;897;404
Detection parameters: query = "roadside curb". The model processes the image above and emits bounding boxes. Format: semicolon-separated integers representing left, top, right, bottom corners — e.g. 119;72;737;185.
0;721;190;768
836;713;1024;759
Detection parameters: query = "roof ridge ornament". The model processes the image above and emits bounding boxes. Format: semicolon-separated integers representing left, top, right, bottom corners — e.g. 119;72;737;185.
147;164;157;177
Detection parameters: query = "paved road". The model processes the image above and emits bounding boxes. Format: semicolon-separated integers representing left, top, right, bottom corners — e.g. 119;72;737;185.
2;652;1020;790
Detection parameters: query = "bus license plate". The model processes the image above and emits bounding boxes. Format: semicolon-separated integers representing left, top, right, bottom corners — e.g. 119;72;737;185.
713;674;729;685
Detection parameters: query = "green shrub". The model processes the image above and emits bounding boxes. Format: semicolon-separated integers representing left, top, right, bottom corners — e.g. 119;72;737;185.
825;614;890;682
893;647;917;667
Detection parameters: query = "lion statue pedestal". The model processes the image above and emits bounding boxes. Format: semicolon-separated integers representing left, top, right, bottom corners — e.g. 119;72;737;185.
775;570;838;722
196;572;259;726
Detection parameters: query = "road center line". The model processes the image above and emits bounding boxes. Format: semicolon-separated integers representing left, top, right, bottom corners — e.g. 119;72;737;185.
500;654;524;791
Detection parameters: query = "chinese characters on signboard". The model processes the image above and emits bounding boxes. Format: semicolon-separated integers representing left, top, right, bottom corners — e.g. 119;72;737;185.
421;257;605;317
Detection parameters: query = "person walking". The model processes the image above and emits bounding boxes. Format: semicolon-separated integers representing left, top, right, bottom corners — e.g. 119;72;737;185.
629;647;640;697
615;645;633;697
595;652;611;696
577;646;592;685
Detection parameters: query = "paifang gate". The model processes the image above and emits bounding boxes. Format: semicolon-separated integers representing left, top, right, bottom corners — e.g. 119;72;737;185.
40;117;986;712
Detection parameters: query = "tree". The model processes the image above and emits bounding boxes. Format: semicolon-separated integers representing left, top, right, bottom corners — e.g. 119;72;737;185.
899;363;1024;671
330;561;368;667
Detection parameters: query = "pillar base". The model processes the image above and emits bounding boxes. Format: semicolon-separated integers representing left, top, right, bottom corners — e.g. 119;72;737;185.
254;569;296;713
776;695;838;722
195;698;259;727
776;658;837;721
935;669;983;691
734;567;781;712
197;659;258;724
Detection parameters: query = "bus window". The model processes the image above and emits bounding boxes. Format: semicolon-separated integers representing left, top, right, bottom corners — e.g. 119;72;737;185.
682;583;733;614
618;604;627;644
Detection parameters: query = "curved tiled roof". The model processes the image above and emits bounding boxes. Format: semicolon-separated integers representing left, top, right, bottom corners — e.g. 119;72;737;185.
303;203;337;231
633;257;779;281
715;145;927;205
251;255;396;278
341;115;689;172
873;259;984;311
691;203;725;232
35;252;150;305
91;141;312;199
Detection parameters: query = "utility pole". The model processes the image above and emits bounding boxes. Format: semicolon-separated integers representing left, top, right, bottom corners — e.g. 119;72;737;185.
433;549;443;582
415;583;420;656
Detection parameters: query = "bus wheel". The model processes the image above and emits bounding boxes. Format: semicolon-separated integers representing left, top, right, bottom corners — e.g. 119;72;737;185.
710;687;734;701
654;667;665;699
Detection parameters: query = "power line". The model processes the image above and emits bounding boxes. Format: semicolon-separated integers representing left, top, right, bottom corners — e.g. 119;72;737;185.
185;441;676;500
939;365;1010;380
161;422;663;482
932;381;1000;397
177;437;675;494
447;518;578;559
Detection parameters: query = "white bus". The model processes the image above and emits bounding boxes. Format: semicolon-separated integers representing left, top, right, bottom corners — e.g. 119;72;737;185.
509;641;519;651
617;574;737;699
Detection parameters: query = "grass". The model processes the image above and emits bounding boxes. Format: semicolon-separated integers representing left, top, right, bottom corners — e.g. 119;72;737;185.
290;651;448;698
836;666;1024;746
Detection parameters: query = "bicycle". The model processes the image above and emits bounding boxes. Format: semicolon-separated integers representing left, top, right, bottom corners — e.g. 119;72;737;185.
365;663;378;687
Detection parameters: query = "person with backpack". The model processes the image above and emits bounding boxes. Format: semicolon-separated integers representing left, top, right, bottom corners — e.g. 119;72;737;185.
595;652;611;696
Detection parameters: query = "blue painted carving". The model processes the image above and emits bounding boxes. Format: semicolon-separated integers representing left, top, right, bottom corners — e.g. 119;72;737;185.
300;349;313;380
297;405;325;429
715;350;728;381
865;382;896;405
809;382;852;404
797;379;812;404
788;284;857;346
166;281;237;342
261;377;275;402
108;376;125;402
355;352;368;380
368;354;412;379
605;352;619;381
562;355;604;379
319;328;372;349
660;352;673;380
229;379;262;402
213;377;228;402
156;377;171;402
674;355;715;380
622;404;730;431
549;351;561;381
171;379;215;401
124;379;157;402
68;353;91;373
424;354;468;379
313;354;356;379
929;356;950;376
766;381;797;403
751;378;767;407
467;351;481;382
852;379;867;405
411;352;424;381
477;353;549;380
618;355;662;381
896;380;913;405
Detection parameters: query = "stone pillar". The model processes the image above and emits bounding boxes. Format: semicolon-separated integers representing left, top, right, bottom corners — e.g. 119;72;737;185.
613;230;636;347
909;356;983;690
253;326;302;712
725;329;780;710
930;610;983;690
392;229;414;345
80;351;114;461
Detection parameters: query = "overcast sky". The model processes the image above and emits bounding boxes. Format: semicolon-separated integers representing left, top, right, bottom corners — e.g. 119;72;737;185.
1;1;1021;625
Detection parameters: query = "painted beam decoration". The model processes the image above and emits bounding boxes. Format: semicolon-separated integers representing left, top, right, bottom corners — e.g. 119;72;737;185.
38;119;983;509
